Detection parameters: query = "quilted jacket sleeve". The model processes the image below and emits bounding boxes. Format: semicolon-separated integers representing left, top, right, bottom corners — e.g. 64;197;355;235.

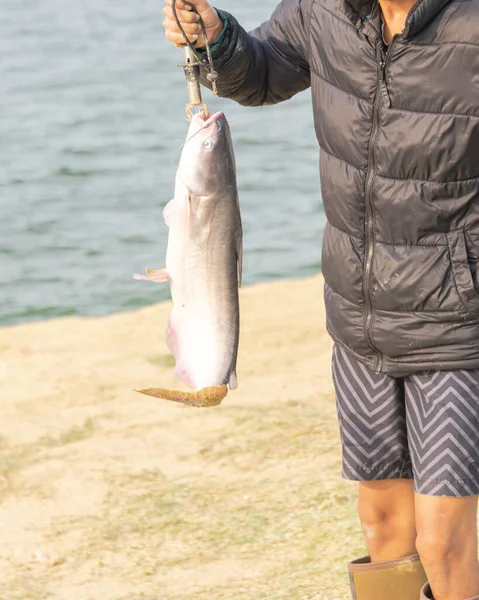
199;0;312;106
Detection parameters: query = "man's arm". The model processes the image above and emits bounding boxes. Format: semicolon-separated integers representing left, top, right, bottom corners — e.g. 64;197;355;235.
203;1;311;106
163;0;312;107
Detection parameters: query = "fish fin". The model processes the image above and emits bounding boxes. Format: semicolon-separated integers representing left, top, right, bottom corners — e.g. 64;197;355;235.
165;314;180;357
135;385;228;408
133;268;169;283
166;312;194;387
187;193;201;234
235;229;243;288
228;370;238;390
163;200;176;226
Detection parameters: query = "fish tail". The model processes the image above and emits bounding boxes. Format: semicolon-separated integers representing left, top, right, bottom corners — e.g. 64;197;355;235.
134;385;228;408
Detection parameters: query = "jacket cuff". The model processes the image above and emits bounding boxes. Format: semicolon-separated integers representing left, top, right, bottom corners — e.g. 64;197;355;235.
209;9;229;52
197;9;229;55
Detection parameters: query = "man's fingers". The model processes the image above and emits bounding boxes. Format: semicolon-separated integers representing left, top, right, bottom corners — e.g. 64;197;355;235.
163;17;201;36
163;6;200;22
165;30;205;47
163;0;215;49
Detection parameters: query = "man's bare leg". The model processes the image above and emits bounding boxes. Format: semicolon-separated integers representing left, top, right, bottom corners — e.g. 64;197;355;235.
415;493;479;600
358;479;417;560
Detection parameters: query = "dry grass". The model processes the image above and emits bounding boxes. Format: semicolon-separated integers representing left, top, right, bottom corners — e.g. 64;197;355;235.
2;399;364;599
38;418;95;448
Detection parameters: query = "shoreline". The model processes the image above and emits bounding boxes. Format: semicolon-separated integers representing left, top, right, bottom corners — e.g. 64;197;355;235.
0;272;322;331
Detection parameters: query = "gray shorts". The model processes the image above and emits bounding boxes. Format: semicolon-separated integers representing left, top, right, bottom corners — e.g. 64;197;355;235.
332;344;479;497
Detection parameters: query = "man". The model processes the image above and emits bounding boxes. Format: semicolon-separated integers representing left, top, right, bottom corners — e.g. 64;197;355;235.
162;0;479;598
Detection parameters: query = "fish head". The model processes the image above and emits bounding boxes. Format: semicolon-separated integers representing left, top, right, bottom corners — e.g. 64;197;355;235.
178;111;235;197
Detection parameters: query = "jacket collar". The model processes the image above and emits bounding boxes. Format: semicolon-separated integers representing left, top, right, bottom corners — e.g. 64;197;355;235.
404;0;451;36
336;0;452;38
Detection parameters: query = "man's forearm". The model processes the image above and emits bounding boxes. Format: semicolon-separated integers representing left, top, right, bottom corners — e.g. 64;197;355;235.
199;1;311;107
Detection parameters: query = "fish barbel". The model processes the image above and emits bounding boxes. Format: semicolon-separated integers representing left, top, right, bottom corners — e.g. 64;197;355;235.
134;111;242;407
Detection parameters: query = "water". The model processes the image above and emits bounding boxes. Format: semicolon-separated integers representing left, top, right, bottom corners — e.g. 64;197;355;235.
0;0;324;327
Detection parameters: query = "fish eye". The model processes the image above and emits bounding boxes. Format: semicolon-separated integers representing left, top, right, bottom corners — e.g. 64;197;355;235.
204;139;213;150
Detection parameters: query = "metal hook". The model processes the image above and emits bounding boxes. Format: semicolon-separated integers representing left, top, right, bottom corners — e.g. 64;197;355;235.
172;0;217;119
180;46;209;119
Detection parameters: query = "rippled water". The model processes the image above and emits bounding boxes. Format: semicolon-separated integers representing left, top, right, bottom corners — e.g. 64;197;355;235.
0;0;323;326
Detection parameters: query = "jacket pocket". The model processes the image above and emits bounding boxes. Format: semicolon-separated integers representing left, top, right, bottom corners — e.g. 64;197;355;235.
371;240;454;312
446;229;479;318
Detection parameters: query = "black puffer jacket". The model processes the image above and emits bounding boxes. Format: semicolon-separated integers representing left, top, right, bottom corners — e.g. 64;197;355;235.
201;0;479;375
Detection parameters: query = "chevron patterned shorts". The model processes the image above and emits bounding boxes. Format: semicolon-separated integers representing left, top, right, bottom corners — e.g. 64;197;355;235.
332;344;479;497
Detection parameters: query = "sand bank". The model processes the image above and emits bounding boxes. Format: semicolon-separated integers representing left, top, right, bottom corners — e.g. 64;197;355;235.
0;275;363;599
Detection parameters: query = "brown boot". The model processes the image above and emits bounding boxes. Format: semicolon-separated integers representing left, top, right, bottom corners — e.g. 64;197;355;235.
348;554;427;600
420;582;479;600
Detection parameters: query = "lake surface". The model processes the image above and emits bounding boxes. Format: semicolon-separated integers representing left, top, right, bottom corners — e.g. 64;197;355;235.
1;0;324;327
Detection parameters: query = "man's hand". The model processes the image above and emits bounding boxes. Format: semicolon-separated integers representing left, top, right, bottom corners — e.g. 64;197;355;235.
163;0;224;49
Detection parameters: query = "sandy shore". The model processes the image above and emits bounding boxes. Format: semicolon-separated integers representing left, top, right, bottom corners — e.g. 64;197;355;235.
0;275;364;600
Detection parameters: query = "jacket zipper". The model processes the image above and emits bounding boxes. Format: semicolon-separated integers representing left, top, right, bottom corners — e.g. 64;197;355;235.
363;40;394;372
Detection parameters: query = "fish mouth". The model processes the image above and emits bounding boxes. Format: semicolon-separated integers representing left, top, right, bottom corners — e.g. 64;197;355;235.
193;111;225;130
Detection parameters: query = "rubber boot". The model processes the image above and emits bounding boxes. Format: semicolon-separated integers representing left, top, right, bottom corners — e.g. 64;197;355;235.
348;554;427;600
420;582;479;600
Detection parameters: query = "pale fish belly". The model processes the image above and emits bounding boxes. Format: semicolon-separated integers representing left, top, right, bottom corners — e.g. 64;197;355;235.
167;249;237;390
